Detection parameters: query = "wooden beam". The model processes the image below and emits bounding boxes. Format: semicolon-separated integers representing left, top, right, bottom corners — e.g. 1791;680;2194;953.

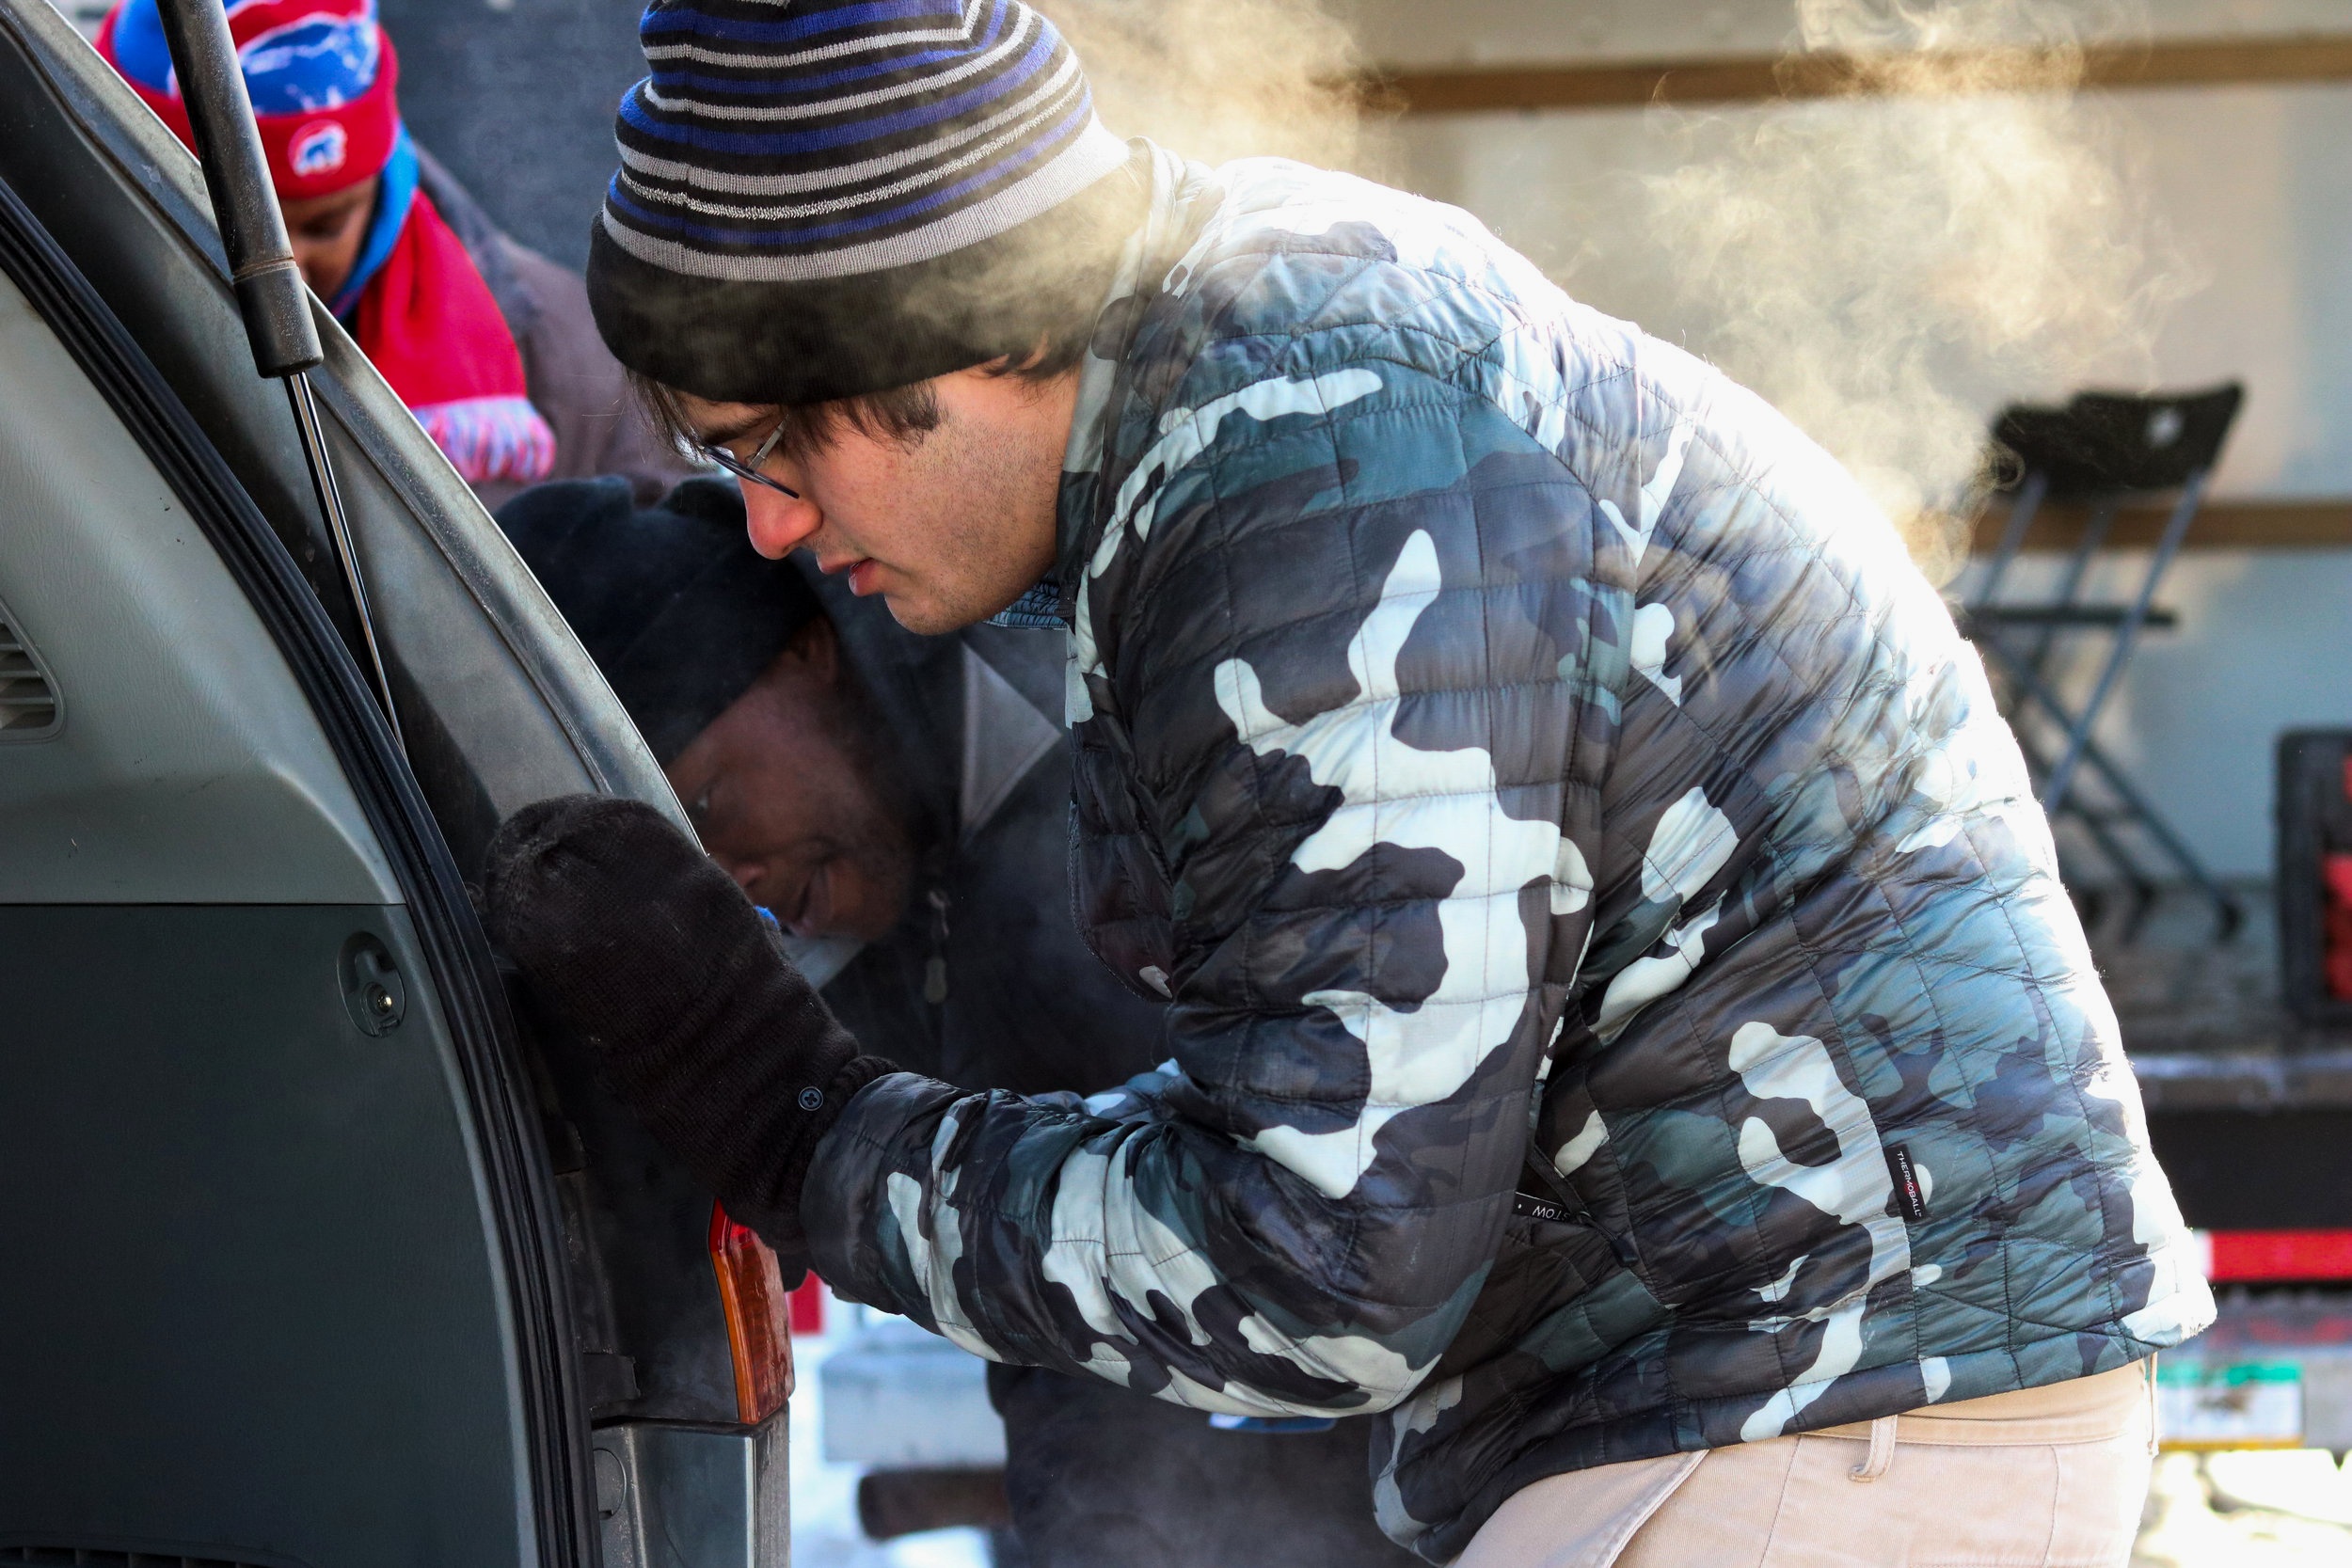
1365;36;2352;116
1969;497;2352;553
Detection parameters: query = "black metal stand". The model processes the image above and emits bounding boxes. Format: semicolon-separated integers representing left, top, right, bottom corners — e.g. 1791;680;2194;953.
1962;386;2246;939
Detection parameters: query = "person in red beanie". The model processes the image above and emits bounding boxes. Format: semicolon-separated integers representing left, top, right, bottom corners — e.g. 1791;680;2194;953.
96;0;679;502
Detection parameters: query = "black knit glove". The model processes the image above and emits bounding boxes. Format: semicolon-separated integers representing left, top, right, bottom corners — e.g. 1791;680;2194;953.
481;793;894;1255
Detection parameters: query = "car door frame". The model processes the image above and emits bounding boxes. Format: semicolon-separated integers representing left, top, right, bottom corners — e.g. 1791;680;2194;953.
0;129;597;1568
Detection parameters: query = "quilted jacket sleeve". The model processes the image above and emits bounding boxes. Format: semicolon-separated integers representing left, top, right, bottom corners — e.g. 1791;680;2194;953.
803;338;1618;1417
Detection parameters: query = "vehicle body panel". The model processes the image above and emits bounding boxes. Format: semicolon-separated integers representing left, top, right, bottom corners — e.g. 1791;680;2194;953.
0;905;532;1561
0;3;789;1560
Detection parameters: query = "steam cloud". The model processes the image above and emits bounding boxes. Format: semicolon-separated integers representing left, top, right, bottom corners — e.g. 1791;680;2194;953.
1042;0;1371;172
1036;0;2183;582
1635;0;2186;578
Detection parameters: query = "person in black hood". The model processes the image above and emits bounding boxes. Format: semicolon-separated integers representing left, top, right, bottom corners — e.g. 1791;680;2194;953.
496;476;1419;1568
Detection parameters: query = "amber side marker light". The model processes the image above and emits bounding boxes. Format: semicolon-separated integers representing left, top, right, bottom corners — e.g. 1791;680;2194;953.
709;1203;795;1423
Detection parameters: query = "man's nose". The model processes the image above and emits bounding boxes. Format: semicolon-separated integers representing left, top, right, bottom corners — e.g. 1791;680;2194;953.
740;481;822;560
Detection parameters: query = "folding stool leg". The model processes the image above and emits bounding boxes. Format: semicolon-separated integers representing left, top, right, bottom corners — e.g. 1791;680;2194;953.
1980;639;2166;917
1971;470;2049;613
1989;624;2243;938
2040;470;2210;814
2072;731;2245;939
2023;493;2120;696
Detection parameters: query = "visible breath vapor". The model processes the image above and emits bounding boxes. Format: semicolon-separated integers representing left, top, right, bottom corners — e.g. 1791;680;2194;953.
1041;0;1370;172
855;2;1370;387
1025;0;2177;584
1638;0;2187;579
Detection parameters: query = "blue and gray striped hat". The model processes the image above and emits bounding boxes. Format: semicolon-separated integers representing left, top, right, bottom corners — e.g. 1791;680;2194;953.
588;0;1137;406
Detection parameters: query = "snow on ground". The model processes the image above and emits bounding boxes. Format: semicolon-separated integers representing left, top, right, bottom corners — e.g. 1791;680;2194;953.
789;1285;991;1568
2135;1449;2352;1567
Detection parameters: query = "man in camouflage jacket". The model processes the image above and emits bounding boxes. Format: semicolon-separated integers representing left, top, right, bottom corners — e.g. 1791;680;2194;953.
486;4;2210;1560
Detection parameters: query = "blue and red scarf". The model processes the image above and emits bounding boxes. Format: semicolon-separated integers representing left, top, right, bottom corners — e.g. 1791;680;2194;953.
331;135;553;486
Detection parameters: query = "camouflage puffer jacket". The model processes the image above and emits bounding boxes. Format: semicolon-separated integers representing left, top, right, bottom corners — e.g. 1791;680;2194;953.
805;145;2211;1560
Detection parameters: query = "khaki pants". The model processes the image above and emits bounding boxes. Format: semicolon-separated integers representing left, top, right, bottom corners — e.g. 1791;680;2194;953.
1456;1361;2155;1568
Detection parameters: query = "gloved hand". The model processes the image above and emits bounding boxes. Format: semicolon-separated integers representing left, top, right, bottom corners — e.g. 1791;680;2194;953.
481;793;894;1257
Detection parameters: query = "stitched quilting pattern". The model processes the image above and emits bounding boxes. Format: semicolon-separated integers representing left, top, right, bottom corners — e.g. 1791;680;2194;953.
801;148;2210;1564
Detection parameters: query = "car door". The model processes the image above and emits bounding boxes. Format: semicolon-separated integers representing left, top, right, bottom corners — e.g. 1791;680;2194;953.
0;3;788;1564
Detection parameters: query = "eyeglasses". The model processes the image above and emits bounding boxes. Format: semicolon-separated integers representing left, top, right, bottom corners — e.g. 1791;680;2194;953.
693;420;801;499
657;385;801;499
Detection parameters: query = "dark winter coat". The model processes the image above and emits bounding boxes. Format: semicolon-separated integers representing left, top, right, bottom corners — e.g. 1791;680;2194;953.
806;586;1423;1568
810;587;1168;1100
803;146;2212;1560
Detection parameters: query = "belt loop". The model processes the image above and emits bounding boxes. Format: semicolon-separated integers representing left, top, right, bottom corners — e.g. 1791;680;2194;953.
1851;1414;1898;1481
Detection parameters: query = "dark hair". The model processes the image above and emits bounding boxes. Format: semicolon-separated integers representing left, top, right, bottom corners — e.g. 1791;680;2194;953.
629;333;1088;468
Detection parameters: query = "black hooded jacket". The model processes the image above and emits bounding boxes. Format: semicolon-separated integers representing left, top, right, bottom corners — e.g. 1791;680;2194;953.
809;579;1167;1099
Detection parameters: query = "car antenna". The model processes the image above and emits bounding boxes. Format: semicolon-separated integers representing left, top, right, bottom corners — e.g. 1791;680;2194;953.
151;0;405;759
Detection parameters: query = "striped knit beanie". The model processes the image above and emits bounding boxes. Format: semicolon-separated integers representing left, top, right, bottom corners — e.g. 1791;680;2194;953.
588;0;1137;408
98;0;401;201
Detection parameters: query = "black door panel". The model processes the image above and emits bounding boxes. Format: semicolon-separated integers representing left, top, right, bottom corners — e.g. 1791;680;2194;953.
0;905;528;1561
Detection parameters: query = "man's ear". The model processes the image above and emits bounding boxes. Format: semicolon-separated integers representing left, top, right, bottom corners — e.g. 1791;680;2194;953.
778;613;840;686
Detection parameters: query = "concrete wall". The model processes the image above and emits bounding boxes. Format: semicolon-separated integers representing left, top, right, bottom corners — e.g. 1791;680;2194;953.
1362;82;2352;503
1336;0;2352;877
